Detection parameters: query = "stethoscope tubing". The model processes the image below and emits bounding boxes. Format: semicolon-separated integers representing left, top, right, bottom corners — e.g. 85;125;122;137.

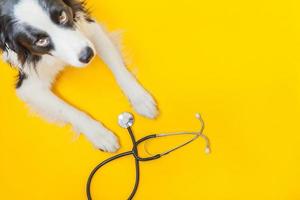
86;151;132;200
87;127;160;200
86;113;210;200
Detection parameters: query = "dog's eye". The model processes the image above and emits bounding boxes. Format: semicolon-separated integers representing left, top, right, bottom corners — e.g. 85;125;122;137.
59;11;68;24
35;37;50;47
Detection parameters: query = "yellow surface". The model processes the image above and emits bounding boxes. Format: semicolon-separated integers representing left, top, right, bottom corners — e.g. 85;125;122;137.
1;0;300;199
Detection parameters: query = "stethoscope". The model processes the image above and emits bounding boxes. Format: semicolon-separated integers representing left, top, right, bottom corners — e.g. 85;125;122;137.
86;112;211;200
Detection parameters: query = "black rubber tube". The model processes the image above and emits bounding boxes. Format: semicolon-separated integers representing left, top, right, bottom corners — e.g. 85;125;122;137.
87;127;141;200
87;128;160;199
127;157;140;200
127;127;140;200
86;151;133;200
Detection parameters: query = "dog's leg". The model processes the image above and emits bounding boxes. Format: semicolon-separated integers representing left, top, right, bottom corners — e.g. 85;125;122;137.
80;20;158;119
16;71;119;152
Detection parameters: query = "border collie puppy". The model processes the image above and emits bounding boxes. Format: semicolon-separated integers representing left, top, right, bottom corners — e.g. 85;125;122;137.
0;0;158;152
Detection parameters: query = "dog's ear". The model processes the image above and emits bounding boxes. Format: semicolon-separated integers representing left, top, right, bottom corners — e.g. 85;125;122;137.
0;15;9;51
0;15;17;52
63;0;93;22
63;0;86;13
0;15;35;65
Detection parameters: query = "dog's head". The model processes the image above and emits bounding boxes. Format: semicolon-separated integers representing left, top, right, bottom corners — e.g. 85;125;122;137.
0;0;95;67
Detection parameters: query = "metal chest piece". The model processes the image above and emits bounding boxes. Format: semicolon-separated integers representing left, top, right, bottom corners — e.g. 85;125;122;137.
118;112;134;128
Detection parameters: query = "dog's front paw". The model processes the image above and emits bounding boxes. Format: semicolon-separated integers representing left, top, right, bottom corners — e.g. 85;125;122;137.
74;118;120;152
128;85;159;119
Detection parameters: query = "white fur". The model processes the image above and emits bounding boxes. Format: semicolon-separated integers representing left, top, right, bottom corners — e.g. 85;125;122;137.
5;0;158;152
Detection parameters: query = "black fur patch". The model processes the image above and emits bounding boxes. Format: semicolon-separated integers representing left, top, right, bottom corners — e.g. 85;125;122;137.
16;71;27;88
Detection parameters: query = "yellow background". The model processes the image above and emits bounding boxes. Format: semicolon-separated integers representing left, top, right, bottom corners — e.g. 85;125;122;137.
1;0;300;199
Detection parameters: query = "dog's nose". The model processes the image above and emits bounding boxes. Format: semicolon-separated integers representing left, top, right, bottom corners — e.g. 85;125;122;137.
79;47;94;64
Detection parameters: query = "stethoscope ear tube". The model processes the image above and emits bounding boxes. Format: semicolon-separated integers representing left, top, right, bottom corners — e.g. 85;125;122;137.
141;113;211;157
142;132;211;157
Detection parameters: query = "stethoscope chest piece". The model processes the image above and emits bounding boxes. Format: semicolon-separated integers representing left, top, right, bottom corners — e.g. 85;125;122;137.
118;112;134;128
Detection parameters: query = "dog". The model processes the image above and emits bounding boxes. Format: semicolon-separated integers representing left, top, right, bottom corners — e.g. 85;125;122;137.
0;0;158;152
